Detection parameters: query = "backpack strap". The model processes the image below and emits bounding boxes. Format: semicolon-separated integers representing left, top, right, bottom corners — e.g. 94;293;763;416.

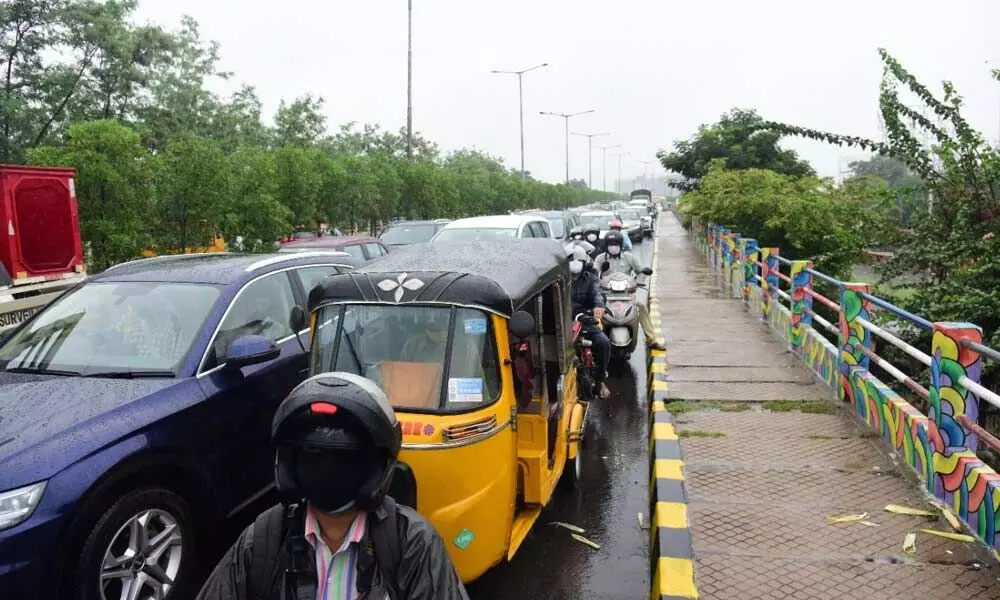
357;497;403;600
248;504;289;600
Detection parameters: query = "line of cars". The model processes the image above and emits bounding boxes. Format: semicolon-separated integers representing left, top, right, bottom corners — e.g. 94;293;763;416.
0;199;656;599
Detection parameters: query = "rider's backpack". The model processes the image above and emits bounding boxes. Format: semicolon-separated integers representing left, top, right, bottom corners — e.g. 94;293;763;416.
248;498;403;600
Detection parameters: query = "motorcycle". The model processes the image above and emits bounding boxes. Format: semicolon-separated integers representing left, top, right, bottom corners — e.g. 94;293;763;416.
600;271;645;371
572;311;601;401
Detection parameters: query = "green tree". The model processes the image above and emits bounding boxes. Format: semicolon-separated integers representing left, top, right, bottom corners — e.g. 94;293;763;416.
657;108;814;191
273;146;321;228
222;147;290;251
273;94;326;148
28;119;152;269
154;135;228;252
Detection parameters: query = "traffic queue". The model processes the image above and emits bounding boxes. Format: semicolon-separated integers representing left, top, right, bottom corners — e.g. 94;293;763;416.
0;195;661;600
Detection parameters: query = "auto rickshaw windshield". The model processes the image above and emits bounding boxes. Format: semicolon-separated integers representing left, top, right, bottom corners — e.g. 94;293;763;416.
310;303;503;412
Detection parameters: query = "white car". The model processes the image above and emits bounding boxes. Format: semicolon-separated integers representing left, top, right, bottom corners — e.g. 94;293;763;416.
430;215;552;243
579;210;618;238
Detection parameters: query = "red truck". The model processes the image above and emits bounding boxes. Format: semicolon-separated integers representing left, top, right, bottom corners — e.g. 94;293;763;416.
0;165;86;331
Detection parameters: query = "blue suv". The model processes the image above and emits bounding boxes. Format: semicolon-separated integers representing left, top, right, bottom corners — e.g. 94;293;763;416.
0;251;359;600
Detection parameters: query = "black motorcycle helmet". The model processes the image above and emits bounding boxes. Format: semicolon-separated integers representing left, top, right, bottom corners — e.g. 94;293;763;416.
272;372;402;513
569;225;584;241
604;229;625;254
583;223;601;245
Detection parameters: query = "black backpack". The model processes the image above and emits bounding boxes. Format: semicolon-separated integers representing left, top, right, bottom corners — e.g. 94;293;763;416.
248;498;402;600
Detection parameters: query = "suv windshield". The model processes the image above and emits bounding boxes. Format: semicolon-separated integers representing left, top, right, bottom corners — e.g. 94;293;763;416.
433;228;517;242
620;210;641;220
0;282;221;376
380;224;438;245
311;304;501;412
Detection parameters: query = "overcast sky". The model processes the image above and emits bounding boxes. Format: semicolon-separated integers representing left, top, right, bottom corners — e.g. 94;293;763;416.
136;0;1000;188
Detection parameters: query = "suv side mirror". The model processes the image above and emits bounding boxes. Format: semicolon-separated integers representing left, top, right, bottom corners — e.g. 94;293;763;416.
509;310;535;339
224;334;280;370
641;267;653;276
290;305;307;332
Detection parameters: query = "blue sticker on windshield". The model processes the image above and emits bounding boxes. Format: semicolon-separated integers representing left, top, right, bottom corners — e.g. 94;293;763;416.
463;318;487;335
448;378;484;403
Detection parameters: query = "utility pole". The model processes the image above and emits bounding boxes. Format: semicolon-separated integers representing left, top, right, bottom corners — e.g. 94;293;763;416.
614;151;629;195
491;63;548;180
540;109;595;184
571;132;610;189
638;159;653;190
404;0;414;218
599;144;621;192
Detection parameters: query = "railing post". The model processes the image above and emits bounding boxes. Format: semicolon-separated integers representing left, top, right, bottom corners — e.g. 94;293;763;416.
708;225;718;269
758;248;779;322
730;234;743;299
930;323;983;453
838;283;871;403
717;227;730;276
789;260;813;354
740;238;757;307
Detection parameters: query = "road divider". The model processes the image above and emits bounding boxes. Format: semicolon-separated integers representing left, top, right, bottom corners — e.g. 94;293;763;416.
646;229;698;600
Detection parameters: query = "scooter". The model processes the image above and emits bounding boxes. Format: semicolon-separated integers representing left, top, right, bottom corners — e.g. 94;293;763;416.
600;271;644;371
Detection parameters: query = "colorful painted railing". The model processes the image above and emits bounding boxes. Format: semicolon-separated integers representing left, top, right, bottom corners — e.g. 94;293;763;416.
691;217;1000;553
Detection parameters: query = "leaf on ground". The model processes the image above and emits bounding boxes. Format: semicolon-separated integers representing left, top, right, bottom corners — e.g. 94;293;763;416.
637;512;649;530
932;502;963;531
885;504;936;517
860;521;881;527
827;512;869;524
920;529;975;542
550;521;585;534
902;532;917;556
571;533;601;550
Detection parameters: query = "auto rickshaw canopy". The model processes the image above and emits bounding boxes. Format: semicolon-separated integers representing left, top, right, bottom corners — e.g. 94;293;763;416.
307;239;571;317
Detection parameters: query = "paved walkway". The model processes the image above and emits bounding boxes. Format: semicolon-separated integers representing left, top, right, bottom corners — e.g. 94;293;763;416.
652;214;1000;599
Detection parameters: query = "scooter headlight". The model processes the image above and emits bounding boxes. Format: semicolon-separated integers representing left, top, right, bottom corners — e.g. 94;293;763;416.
609;280;628;292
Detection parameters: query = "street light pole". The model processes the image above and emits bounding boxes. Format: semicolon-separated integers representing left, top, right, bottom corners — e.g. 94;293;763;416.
406;0;413;159
571;132;610;189
599;144;621;192
614;152;629;194
638;159;653;190
540;109;595;184
491;63;548;180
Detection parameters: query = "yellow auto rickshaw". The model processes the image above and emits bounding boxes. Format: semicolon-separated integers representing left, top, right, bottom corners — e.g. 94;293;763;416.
305;239;588;582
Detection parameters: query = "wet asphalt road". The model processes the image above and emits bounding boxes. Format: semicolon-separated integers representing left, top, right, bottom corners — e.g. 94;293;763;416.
466;238;653;600
205;239;654;599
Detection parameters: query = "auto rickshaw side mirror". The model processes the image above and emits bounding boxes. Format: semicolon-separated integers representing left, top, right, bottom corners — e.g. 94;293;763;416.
508;310;535;339
641;267;653;276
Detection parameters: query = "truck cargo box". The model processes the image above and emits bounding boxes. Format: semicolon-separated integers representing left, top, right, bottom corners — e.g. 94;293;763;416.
0;165;85;286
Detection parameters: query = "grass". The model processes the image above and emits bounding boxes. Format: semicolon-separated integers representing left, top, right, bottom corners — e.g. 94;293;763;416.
762;400;838;414
664;401;751;414
678;430;727;438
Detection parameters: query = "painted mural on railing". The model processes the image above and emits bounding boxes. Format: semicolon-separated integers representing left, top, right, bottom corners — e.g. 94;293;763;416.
696;219;1000;551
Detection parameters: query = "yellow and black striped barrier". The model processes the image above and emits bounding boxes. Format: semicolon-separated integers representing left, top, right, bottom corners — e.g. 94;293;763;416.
647;236;698;600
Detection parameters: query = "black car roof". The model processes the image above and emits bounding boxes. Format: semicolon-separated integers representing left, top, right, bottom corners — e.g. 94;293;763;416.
308;239;570;317
94;252;361;285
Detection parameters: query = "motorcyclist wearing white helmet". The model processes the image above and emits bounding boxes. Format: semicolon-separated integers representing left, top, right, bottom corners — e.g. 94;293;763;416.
568;245;611;399
594;230;665;352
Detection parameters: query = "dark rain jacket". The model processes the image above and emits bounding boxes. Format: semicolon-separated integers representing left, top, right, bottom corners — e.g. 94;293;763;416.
196;499;469;600
570;271;604;317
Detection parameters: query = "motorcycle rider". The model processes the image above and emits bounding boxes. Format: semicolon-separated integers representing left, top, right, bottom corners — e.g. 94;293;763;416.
581;223;603;259
609;219;633;251
568;225;585;242
568;245;611;399
594;230;666;352
197;372;468;600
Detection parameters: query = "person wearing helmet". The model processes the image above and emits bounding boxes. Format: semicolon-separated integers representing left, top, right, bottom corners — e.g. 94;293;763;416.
568;225;585;242
197;373;468;600
594;230;666;352
608;219;633;251
568;245;611;398
581;223;602;258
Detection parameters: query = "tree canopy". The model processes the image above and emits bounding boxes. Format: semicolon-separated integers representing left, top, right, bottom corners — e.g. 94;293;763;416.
1;1;615;270
656;108;814;191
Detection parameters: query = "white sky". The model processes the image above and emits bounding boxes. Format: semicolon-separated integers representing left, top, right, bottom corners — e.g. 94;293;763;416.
136;0;1000;188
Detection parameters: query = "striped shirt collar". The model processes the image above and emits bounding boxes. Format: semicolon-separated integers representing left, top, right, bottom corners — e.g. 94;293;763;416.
303;507;368;600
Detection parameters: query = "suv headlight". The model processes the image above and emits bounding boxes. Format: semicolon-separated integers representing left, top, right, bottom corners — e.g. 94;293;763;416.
0;481;46;531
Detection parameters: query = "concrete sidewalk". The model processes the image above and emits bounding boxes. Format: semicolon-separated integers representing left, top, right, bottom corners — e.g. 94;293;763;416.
652;214;1000;599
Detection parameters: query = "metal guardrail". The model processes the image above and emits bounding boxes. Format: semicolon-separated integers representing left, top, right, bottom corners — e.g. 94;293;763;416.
692;217;1000;552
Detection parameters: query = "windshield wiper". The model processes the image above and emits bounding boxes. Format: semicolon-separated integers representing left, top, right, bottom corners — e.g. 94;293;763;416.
83;370;176;379
3;366;83;376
